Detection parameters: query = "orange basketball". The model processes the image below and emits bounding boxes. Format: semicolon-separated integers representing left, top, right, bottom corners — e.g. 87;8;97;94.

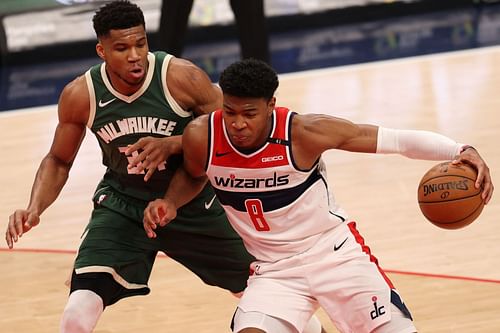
417;162;484;229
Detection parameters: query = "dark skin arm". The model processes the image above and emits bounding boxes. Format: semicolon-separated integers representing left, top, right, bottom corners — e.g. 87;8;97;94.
126;57;222;181
142;109;494;236
143;115;210;238
5;76;89;248
292;113;493;203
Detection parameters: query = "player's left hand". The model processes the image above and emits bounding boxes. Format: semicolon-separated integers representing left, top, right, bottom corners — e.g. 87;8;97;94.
143;198;177;238
126;136;182;182
452;147;494;204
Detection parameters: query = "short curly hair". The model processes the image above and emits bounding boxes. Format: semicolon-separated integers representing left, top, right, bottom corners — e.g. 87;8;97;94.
93;0;145;38
219;58;279;100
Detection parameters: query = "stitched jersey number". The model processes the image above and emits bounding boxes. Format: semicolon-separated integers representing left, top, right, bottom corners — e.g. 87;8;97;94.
245;199;270;231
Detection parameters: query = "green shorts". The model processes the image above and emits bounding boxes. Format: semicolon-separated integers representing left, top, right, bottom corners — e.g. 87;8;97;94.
72;181;254;305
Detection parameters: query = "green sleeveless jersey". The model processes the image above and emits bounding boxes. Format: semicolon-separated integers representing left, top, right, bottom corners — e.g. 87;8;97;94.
85;51;193;201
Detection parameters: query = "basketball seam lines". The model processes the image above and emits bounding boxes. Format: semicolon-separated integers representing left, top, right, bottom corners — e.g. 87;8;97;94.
422;201;483;224
421;175;476;183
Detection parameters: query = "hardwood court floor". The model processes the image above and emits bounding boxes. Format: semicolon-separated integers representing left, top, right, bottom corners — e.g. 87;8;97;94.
1;46;500;332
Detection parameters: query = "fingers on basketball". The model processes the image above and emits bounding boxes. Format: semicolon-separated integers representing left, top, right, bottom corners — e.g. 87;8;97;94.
417;161;484;229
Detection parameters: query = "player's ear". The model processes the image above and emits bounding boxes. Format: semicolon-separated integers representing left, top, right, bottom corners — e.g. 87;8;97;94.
267;97;276;114
96;42;105;60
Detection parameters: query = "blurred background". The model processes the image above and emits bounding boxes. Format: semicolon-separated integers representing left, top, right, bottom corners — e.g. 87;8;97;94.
1;3;500;332
1;0;500;111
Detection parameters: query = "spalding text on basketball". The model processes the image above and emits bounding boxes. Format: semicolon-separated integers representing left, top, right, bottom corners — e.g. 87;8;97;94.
423;180;469;196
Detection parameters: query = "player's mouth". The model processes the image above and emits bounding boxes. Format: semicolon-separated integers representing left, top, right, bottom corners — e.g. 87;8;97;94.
231;134;249;146
129;66;144;80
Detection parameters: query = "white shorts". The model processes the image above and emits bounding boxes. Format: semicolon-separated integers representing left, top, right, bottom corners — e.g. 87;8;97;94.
233;304;415;333
234;222;416;333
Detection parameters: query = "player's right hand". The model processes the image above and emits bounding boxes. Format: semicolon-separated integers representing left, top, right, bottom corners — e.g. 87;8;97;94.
5;209;40;248
126;136;182;182
143;199;177;238
453;147;494;204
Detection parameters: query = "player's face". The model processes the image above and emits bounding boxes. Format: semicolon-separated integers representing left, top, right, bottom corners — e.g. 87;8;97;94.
96;25;149;94
222;94;275;149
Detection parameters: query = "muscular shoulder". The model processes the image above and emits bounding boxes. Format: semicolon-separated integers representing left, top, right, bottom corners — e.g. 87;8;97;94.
292;113;327;140
168;57;207;82
166;58;221;115
58;75;90;124
292;113;378;153
293;113;355;141
184;115;209;143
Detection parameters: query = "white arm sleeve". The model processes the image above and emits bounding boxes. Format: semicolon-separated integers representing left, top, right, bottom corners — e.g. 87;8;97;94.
376;127;464;160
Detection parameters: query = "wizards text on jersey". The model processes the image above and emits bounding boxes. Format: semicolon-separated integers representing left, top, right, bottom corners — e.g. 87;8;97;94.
213;172;290;189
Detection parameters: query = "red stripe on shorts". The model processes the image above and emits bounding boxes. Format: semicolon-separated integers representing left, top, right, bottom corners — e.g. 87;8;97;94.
347;221;395;289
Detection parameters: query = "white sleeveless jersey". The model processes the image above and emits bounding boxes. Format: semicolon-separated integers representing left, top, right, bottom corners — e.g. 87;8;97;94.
206;107;347;262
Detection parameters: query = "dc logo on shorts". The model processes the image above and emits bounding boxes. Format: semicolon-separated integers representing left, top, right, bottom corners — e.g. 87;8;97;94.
370;296;386;320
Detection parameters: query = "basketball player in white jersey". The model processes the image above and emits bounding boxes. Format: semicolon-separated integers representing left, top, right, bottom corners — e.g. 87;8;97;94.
142;59;494;333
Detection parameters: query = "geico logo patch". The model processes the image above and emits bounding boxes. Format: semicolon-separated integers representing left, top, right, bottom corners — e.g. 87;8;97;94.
261;155;284;163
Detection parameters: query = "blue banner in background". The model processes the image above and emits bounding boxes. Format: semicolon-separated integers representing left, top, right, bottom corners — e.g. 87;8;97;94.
187;6;500;81
1;3;500;110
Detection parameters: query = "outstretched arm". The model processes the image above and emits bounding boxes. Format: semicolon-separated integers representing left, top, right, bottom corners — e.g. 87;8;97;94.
6;77;89;248
293;114;493;204
143;115;210;238
375;128;493;203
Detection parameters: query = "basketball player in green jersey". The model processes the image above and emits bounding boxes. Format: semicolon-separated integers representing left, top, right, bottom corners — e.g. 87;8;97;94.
5;1;326;332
